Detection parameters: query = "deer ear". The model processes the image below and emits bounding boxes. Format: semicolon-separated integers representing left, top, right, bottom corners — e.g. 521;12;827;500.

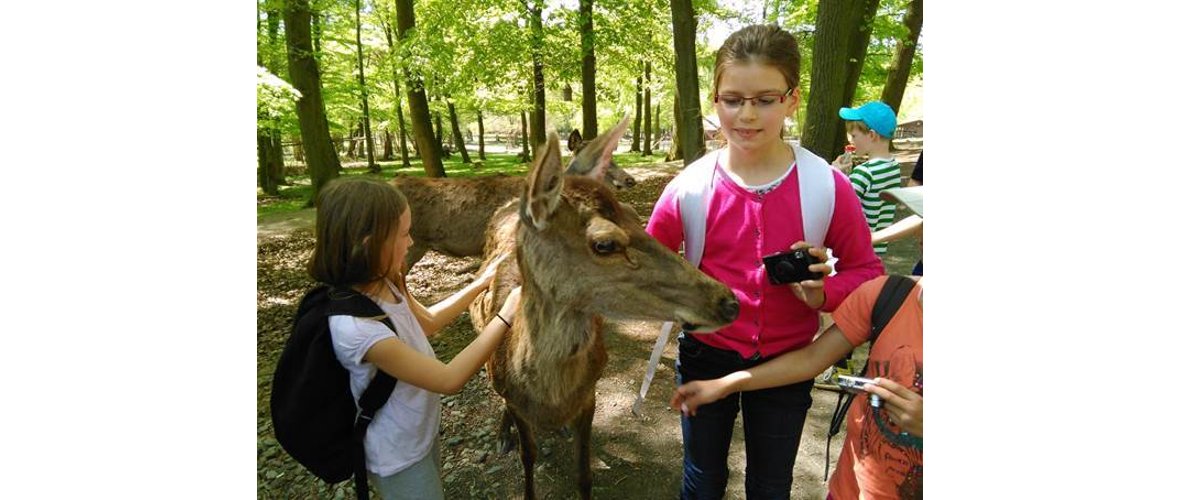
525;131;564;231
567;129;583;152
566;114;631;183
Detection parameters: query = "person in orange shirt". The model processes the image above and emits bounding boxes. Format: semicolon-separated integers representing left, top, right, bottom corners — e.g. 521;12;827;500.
673;185;923;498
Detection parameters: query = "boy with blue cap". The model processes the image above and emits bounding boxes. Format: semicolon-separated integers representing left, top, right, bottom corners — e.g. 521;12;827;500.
834;100;901;256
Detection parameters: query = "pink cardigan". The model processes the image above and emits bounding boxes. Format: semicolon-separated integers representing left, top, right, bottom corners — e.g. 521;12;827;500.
647;161;883;359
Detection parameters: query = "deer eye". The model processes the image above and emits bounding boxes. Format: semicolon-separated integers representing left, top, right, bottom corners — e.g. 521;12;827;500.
592;239;619;255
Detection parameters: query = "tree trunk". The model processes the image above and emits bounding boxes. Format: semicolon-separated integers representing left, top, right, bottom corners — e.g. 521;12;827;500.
258;128;279;195
665;92;683;161
347;121;360;158
527;2;546;151
432;110;448;159
355;0;379;173
881;0;923;114
520;110;531;162
446;99;472;163
643;61;653;156
477;109;486;160
578;0;598;139
269;130;286;185
829;0;880;156
283;0;342;203
803;0;857;162
654;102;661;150
394;80;412;167
383;129;394;160
670;0;705;164
395;0;445;177
631;62;642;152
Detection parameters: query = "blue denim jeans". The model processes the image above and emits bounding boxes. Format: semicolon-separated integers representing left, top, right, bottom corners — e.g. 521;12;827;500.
677;333;813;500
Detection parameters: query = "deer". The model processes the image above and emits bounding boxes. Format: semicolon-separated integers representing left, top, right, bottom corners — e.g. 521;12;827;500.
468;130;741;499
392;117;637;272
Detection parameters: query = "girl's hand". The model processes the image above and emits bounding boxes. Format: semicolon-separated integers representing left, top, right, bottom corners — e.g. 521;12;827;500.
787;241;830;309
497;286;523;326
670;379;728;417
475;253;511;289
864;378;923;437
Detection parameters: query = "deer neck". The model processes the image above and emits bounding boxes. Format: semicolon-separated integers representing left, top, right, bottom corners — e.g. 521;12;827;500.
514;279;598;365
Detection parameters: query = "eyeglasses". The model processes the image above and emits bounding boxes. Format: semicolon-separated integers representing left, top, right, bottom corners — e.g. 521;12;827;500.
713;89;793;110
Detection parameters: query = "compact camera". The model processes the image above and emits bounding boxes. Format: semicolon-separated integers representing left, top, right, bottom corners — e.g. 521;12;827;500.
836;374;881;408
762;249;822;285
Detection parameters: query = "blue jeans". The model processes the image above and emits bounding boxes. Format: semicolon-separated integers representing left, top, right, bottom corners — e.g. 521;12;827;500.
677;333;813;500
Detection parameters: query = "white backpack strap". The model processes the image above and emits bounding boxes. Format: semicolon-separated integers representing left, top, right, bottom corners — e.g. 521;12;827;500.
633;149;721;416
794;144;836;247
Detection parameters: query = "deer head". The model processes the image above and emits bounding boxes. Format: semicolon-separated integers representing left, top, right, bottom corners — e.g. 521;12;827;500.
565;117;637;190
518;131;738;332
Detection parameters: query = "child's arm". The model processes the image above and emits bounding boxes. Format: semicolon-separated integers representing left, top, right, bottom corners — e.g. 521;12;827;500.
407;254;509;336
871;214;922;245
671;323;856;415
364;287;521;395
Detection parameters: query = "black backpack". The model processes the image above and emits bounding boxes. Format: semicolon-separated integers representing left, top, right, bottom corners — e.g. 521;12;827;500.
270;285;399;500
824;275;917;480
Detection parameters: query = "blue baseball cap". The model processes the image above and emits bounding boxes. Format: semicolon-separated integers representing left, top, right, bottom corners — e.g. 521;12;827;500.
839;101;897;139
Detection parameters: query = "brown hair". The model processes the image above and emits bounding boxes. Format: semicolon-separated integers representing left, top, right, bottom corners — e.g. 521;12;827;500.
308;176;408;290
712;25;801;95
845;121;871;135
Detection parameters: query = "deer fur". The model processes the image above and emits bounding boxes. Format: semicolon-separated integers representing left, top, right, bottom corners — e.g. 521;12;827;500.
469;131;740;499
393;118;637;272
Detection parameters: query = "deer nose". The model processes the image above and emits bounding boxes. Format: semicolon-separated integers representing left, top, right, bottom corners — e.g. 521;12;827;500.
719;296;740;323
624;177;637;188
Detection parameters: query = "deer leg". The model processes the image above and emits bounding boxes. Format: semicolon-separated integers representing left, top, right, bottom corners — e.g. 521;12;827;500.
573;404;594;499
498;407;516;454
510;409;539;500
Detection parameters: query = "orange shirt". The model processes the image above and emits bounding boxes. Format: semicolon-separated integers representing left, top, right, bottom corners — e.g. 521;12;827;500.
829;276;923;500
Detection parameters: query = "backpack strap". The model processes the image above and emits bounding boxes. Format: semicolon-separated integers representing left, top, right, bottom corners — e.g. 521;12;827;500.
325;287;399;500
824;275;916;480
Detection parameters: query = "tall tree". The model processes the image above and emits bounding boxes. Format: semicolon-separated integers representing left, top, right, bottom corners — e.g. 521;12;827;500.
283;0;342;203
526;1;546;150
355;0;379;172
519;110;531;161
643;60;652;156
880;0;922;113
257;5;282;195
395;0;445;176
670;0;705;164
446;97;472;163
829;0;881;156
665;91;682;161
631;62;642;152
578;0;598;139
432;109;448;157
803;0;857;162
476;109;486;160
376;12;412;168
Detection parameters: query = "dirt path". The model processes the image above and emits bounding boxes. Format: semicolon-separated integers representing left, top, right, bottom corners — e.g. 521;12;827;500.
257;156;920;498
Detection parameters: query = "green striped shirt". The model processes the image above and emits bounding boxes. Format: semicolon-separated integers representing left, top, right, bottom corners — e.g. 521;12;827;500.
849;157;901;254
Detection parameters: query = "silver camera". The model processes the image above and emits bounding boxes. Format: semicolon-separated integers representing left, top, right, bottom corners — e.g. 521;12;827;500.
836;374;881;408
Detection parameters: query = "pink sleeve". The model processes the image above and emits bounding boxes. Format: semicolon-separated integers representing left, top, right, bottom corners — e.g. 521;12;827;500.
645;177;684;252
820;171;885;312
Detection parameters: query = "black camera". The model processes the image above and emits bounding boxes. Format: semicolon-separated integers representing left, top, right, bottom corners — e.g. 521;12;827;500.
762;249;822;285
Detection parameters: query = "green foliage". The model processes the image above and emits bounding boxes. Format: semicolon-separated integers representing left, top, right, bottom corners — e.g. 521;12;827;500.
257;66;302;131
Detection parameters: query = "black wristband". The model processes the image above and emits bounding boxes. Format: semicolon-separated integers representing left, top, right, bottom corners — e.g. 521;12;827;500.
495;313;512;328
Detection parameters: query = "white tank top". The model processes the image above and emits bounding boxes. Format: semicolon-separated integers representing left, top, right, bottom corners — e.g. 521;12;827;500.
328;284;440;476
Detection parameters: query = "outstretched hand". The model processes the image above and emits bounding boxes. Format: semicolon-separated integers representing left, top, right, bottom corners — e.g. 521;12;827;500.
670;378;729;417
787;241;830;309
864;378;923;437
474;253;512;289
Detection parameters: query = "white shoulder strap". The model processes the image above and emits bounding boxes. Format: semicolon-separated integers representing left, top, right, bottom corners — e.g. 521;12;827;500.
793;143;837;247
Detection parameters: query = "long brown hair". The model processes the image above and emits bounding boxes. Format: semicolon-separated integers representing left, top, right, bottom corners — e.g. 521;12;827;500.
308;177;408;291
712;24;801;96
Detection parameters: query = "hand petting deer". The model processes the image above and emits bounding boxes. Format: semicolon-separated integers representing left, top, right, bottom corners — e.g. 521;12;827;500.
392;117;638;273
468;129;741;499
